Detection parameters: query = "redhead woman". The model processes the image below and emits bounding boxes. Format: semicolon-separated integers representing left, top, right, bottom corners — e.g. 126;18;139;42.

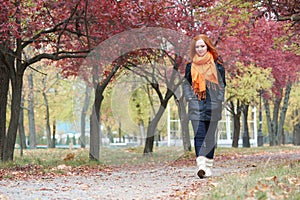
183;34;226;178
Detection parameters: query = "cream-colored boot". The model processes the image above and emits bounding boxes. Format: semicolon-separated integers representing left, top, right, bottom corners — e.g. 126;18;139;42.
205;158;213;177
196;156;207;179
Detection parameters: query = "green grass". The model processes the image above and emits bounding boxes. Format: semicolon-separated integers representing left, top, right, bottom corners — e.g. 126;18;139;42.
203;158;300;200
215;145;299;156
1;148;96;169
3;145;298;169
1;145;185;169
100;145;185;166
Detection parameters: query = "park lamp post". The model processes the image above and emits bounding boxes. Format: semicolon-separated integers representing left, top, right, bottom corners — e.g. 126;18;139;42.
257;90;264;146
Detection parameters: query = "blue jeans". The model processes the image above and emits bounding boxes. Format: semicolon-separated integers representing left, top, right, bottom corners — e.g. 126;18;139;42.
191;120;218;159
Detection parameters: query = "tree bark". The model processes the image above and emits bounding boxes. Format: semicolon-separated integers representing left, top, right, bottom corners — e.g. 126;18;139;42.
293;121;300;145
264;98;273;145
291;108;300;145
4;70;24;161
0;57;9;161
42;83;51;148
138;120;145;145
144;98;171;154
278;84;292;145
89;64;120;161
51;120;56;148
229;100;242;148
177;97;191;152
27;73;37;149
232;114;241;147
118;121;122;143
19;94;27;156
107;126;113;143
264;96;282;146
274;96;282;145
242;105;250;147
81;84;91;148
89;84;103;161
3;21;26;161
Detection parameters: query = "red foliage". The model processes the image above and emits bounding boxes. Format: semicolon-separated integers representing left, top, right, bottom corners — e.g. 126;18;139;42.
219;17;300;97
1;0;298;95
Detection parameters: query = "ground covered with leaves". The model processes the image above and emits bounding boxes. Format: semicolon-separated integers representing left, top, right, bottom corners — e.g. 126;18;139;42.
0;146;299;199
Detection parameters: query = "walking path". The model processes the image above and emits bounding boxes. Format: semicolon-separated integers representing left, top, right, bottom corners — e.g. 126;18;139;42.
1;148;299;200
0;165;209;200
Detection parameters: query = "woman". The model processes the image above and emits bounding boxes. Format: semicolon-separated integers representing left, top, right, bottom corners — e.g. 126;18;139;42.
183;34;226;178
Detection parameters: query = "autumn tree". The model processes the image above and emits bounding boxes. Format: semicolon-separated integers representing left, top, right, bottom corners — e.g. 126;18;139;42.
202;0;300;146
247;19;299;145
289;77;300;145
115;48;187;154
256;0;300;26
76;0;216;158
0;0;105;161
225;62;273;147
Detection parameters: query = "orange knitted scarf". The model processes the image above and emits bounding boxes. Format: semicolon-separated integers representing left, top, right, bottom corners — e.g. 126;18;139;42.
191;52;219;100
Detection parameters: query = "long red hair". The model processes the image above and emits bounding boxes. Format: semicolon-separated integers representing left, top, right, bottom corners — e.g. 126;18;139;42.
189;34;220;63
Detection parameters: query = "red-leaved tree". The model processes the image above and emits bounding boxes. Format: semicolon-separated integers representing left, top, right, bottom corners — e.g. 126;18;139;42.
0;0;115;161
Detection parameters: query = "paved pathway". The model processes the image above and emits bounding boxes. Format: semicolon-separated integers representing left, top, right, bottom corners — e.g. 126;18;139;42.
0;165;205;200
1;148;299;200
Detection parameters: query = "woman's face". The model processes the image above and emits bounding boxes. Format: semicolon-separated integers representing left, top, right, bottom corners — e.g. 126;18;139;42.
195;39;208;57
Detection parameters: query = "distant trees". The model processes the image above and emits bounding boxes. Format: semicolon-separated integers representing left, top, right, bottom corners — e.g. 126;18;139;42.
225;63;273;147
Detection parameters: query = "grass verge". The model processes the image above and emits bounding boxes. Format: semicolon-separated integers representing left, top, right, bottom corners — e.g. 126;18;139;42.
1;146;185;169
203;156;300;200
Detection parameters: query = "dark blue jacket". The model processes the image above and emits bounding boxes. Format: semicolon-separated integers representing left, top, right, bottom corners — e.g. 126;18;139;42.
183;62;226;121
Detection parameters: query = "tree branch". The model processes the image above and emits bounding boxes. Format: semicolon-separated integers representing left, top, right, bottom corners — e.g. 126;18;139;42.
26;50;90;66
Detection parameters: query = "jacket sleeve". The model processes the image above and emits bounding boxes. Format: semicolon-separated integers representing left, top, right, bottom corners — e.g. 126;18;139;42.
183;63;194;101
216;63;226;102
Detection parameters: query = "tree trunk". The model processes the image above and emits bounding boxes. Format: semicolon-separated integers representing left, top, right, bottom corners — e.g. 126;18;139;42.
229;100;242;148
81;84;91;148
177;98;191;152
4;70;24;161
293;121;300;145
89;83;104;161
42;87;51;148
264;96;281;146
51;120;56;148
242;105;250;147
264;99;277;146
19;94;27;156
89;64;120;161
232;114;241;147
144;101;168;155
27;73;37;149
272;97;281;145
264;99;273;145
278;84;292;145
118;121;122;143
3;25;25;161
292;109;300;145
107;126;113;143
90;107;100;160
143;120;156;155
0;58;9;161
138;120;145;145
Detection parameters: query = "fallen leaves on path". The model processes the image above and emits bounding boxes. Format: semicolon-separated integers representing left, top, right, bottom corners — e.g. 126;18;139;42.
0;146;299;200
0;163;112;181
